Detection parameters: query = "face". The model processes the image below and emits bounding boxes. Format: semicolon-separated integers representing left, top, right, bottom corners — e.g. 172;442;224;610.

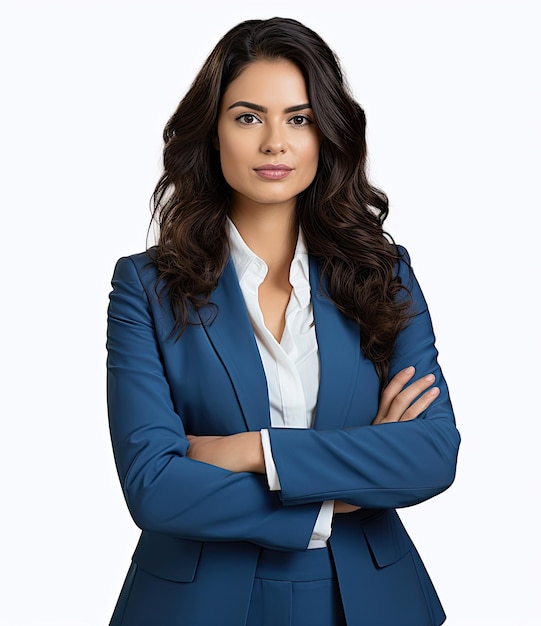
216;59;321;216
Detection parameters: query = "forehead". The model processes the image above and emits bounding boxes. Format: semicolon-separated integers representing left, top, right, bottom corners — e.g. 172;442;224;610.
221;59;309;108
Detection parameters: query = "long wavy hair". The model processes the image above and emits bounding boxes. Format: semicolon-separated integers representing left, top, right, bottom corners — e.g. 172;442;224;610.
151;17;411;384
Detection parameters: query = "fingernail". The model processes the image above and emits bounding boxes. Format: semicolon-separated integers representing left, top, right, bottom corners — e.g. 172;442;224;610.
428;387;440;396
405;366;415;374
424;374;435;382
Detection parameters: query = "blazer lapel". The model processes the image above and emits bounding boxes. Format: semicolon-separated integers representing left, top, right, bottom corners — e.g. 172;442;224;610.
198;256;366;432
310;257;363;430
198;259;271;432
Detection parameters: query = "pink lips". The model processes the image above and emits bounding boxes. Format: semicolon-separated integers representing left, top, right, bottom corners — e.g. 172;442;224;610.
253;164;293;180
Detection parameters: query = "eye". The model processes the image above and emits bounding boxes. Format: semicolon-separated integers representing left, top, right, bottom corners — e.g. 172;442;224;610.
235;113;262;125
288;115;313;127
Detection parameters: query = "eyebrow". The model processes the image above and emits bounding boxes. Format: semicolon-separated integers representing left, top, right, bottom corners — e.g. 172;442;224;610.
226;101;312;114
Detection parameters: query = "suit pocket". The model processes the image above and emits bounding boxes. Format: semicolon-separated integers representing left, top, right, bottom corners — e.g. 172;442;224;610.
360;509;413;568
132;531;203;582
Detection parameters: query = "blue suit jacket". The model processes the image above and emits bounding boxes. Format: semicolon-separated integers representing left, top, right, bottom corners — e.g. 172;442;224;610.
107;248;460;626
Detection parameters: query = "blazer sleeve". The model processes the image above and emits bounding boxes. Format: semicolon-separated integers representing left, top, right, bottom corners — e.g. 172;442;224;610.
267;248;461;509
107;255;320;550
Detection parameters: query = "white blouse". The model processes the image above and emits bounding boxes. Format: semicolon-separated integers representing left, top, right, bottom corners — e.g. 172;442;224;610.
228;220;334;548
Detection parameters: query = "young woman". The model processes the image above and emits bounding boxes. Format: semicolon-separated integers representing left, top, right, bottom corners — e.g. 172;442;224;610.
107;17;460;626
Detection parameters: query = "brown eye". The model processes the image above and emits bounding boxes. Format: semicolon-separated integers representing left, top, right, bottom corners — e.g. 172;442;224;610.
236;113;261;125
289;115;312;126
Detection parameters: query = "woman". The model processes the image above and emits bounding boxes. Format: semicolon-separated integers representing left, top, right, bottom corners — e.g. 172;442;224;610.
107;17;460;626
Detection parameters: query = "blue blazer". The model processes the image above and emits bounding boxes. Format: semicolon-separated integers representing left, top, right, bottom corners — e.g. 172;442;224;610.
107;247;460;626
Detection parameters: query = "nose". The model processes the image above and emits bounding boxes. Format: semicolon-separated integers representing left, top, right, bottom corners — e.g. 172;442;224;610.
261;122;287;154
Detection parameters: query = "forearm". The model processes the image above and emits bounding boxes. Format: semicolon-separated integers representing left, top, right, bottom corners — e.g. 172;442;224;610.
186;432;266;474
185;432;360;525
119;450;320;549
268;416;460;508
109;389;320;549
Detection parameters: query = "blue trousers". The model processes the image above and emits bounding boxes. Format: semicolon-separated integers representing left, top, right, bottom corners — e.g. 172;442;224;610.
247;546;347;626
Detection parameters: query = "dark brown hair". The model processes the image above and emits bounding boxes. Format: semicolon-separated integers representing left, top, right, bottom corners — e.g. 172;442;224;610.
151;17;411;383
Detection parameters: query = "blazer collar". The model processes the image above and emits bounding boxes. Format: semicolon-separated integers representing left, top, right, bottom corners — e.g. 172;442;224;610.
198;256;362;432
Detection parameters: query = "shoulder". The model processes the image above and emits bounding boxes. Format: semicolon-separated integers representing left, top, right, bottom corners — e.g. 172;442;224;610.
395;244;410;265
392;244;429;315
392;243;414;285
112;248;158;286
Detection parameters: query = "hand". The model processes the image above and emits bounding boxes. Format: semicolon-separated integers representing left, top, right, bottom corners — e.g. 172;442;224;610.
186;432;265;474
372;366;440;425
334;501;360;514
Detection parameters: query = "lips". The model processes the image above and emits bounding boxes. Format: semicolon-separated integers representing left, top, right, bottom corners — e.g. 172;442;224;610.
253;164;293;180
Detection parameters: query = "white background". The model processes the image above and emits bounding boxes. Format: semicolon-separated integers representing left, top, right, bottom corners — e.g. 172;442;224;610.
1;1;539;624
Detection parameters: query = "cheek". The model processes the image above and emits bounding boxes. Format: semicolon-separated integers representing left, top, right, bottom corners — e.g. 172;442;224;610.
219;145;243;187
301;137;321;176
216;123;239;179
217;137;242;181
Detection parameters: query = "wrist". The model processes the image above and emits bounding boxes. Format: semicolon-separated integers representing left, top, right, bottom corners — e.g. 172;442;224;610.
243;431;265;474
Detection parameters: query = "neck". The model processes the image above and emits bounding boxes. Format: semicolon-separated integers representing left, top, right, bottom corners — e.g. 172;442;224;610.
229;202;298;271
